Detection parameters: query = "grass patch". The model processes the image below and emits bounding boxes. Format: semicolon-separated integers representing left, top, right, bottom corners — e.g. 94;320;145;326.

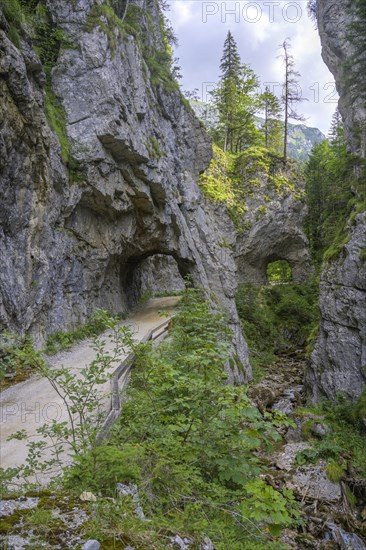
326;461;345;482
0;0;24;46
44;86;70;163
323;232;351;261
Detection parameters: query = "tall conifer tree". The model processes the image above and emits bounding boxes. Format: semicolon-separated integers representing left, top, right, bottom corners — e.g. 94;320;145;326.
213;31;260;153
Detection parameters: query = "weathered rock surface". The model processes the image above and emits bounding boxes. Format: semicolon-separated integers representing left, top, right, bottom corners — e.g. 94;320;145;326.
235;181;312;285
0;0;249;382
287;461;342;503
129;254;185;301
317;0;366;158
307;0;366;401
308;213;366;401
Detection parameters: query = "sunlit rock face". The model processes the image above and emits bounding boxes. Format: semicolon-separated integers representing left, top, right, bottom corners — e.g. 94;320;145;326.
0;0;250;383
307;0;366;401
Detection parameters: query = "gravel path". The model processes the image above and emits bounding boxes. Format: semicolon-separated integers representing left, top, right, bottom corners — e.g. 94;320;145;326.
0;297;179;474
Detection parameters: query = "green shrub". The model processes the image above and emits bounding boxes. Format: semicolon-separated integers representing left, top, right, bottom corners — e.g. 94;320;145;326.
0;332;45;385
266;260;292;284
0;0;24;46
44;86;70;163
65;444;142;495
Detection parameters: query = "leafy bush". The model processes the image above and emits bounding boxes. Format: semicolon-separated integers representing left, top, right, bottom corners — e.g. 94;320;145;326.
0;332;45;386
0;0;25;46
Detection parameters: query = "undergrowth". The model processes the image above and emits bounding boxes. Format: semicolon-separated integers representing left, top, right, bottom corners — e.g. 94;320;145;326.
62;290;300;547
235;280;319;372
296;395;366;479
0;332;45;388
199;144;300;231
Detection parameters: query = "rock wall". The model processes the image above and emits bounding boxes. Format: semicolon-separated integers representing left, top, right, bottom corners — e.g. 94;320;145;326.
316;0;366;158
307;213;366;401
306;0;366;401
129;255;185;302
0;0;250;382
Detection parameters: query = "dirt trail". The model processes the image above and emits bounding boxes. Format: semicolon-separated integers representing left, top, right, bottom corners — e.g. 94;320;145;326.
0;297;180;473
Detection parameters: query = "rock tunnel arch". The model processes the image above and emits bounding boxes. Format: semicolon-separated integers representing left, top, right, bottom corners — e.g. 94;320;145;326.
235;235;312;286
122;251;191;307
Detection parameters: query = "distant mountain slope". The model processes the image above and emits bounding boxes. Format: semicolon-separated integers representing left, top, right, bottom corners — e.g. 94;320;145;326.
190;100;325;161
287;123;325;161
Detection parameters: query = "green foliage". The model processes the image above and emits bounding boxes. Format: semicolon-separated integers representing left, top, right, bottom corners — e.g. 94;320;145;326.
199;144;244;224
30;5;74;75
199;144;299;231
235;281;319;363
260;86;283;154
44;309;124;355
6;323;136;483
144;48;179;92
0;332;45;386
352;387;366;420
212;32;262;153
304;112;365;264
85;3;136;53
145;135;165;160
64;444;142;495
243;480;300;536
233;146;298;197
44;86;71;163
298;398;366;478
0;0;25;46
326;461;345;482
266;260;293;284
63;290;299;546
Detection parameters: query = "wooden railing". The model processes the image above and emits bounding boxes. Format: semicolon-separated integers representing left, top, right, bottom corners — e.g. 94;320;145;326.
97;318;172;442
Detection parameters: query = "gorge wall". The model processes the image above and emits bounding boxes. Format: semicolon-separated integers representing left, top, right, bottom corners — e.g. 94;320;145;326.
307;0;366;401
0;0;250;382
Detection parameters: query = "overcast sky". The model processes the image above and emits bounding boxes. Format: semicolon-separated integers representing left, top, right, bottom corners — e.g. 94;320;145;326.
167;1;338;135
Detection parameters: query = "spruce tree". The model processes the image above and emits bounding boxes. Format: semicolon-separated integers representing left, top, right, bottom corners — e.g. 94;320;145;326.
220;30;242;84
213;31;260;152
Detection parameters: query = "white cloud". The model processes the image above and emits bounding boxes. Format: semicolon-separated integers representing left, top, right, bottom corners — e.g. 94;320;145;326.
167;0;338;133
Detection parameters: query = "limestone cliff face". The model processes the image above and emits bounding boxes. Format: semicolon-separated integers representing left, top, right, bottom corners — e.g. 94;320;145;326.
307;0;366;401
316;0;366;157
0;0;250;382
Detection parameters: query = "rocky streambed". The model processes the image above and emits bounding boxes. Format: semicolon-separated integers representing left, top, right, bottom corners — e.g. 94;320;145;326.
250;351;366;550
